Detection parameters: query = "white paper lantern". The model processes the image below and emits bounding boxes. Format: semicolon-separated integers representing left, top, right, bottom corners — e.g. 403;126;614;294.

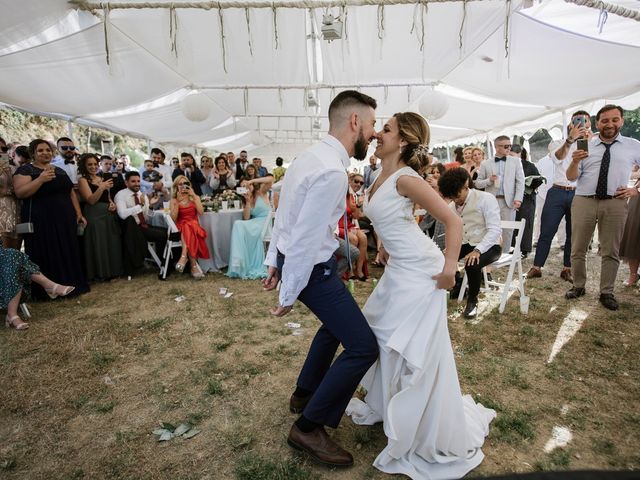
418;90;449;121
181;92;210;122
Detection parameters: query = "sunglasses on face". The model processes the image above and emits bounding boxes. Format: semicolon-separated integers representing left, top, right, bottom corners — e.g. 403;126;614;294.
179;182;191;187
60;145;77;151
353;180;364;185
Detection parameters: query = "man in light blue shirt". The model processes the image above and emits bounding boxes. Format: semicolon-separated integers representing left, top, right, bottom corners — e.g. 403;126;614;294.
565;104;640;310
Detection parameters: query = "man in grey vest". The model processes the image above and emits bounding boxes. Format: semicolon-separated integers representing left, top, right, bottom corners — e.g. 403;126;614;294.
439;168;502;318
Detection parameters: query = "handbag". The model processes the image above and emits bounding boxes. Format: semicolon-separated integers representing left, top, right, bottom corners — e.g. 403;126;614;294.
15;198;34;234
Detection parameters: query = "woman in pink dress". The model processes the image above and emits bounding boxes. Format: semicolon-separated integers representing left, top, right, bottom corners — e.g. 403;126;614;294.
170;175;209;279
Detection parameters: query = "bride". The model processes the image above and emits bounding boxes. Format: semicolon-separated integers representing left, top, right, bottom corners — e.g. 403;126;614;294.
347;112;496;480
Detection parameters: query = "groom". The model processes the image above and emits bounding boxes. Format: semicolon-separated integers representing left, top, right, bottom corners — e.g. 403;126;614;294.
262;90;379;467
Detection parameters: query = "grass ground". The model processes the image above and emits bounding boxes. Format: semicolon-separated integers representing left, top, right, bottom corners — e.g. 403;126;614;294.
1;246;639;479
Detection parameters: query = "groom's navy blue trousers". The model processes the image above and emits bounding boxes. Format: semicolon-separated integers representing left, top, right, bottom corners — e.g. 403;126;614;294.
278;252;378;428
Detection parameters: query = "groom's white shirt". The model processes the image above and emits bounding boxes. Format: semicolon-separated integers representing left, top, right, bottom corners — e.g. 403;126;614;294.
265;135;350;307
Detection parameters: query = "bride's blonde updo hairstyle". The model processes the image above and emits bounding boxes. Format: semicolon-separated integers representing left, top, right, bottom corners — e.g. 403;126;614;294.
394;112;431;173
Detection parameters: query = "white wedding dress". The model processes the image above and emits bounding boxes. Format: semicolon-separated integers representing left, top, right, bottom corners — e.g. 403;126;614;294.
346;167;496;480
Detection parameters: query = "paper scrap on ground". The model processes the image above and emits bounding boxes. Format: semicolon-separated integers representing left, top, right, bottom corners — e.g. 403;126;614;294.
219;288;227;295
292;330;303;336
543;425;572;453
547;309;588;363
285;322;301;329
174;295;186;303
224;292;233;298
153;422;200;442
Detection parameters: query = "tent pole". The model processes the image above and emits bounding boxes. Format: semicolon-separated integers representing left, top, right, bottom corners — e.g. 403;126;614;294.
561;109;567;138
67;120;74;141
485;135;492;159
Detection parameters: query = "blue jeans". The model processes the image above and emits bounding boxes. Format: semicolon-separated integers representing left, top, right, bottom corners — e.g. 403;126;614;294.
533;187;574;268
277;252;378;428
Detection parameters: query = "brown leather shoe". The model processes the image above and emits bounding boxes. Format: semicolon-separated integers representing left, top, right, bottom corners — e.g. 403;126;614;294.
287;425;354;467
526;267;542;279
289;393;312;414
560;268;573;283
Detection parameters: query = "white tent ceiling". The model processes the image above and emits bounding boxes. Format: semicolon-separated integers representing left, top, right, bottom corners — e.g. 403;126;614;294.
0;0;639;158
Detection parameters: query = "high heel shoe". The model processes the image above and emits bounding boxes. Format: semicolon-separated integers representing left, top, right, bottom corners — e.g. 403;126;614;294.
175;255;188;273
5;315;29;331
45;283;75;299
191;263;204;280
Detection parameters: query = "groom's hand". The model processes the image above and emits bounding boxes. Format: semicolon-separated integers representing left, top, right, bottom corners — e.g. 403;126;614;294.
270;305;293;317
262;266;280;291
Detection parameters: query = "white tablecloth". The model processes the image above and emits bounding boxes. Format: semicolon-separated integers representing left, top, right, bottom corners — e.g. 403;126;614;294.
151;209;244;272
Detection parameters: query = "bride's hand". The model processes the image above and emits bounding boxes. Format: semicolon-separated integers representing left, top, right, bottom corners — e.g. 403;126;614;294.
432;268;456;290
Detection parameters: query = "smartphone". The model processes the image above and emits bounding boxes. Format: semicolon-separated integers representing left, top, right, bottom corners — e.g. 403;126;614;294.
577;139;589;152
236;186;248;194
572;116;586;128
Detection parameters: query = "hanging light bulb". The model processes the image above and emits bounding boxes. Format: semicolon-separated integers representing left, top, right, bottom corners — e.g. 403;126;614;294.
181;92;211;122
418;90;449;121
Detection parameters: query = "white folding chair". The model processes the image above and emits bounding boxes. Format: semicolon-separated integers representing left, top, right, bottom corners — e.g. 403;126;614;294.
160;212;183;279
458;218;529;314
261;209;275;254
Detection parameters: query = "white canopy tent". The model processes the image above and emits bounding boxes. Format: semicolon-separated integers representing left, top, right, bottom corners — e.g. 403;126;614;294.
0;0;639;164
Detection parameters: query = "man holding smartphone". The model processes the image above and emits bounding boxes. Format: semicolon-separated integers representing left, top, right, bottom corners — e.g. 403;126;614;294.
565;104;640;310
527;110;592;283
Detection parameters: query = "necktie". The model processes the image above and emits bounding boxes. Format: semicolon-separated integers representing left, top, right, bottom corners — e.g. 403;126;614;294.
65;160;75;165
595;142;614;199
495;157;506;162
133;192;148;228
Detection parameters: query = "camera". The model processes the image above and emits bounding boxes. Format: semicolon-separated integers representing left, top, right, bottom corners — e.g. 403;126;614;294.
236;186;248;195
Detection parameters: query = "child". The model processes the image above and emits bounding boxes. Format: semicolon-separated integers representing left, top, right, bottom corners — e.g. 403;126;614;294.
141;159;162;195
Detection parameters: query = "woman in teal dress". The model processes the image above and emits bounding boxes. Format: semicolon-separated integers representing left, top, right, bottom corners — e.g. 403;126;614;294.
226;176;273;279
1;240;75;330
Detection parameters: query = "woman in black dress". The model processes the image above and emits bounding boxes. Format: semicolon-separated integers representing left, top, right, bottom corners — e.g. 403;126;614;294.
77;153;123;281
13;139;89;299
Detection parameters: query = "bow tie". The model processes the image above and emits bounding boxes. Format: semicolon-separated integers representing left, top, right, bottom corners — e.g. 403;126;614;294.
65;160;76;165
495;157;506;162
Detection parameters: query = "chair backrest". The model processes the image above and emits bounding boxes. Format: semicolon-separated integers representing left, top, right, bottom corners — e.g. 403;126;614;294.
501;218;526;257
261;209;275;241
163;212;180;234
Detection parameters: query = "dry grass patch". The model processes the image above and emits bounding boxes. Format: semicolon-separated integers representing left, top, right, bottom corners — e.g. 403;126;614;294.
1;248;639;479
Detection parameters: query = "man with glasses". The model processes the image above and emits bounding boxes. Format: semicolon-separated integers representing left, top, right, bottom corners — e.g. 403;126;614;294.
53;137;79;185
475;135;525;252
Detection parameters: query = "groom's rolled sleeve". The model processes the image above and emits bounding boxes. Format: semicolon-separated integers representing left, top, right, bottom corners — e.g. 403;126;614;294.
278;171;347;307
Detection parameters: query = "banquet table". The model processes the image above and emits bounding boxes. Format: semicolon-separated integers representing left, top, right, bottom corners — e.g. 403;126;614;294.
151;209;244;272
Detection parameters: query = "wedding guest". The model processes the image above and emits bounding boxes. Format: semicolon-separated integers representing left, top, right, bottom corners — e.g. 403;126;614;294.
515;148;540;257
77;153;123;281
1;241;75;331
235;150;250;180
363;155;380;189
620;174;640;287
273;157;287;183
200;156;214;195
141;159;162;195
150;148;173;191
241;164;259;182
0;153;20;249
51;137;79;186
148;181;171;211
209;155;237;194
172;152;206;196
99;155;126;196
14;146;30;166
439;167;502;318
170;175;209;279
338;173;368;280
253;158;268;177
114;171;167;277
13;139;89;299
420;163;447;250
226;176;273;279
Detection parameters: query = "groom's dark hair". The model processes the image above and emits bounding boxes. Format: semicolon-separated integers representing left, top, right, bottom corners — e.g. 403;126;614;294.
438;167;472;200
328;90;377;125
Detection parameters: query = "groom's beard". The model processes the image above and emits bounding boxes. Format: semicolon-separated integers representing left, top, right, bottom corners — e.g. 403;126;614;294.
353;129;369;161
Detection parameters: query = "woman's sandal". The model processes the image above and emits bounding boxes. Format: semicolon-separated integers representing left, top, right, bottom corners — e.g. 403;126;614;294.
45;283;75;299
5;315;29;331
191;263;204;280
175;255;188;273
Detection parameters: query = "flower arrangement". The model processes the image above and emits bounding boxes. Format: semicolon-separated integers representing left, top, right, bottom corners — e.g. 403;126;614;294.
218;189;241;202
200;195;221;212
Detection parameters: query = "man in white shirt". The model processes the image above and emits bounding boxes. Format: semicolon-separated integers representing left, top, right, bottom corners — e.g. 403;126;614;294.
114;171;167;277
527;112;594;282
439;168;502;318
52;137;78;185
262;90;379;467
150;147;173;191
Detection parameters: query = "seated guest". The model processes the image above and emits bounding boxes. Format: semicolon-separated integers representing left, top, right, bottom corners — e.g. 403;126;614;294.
1;240;75;330
439;168;502;318
149;181;171;211
99;155;126;197
338;173;368;280
226;176;273;279
114;172;167;277
253;157;268;177
141;159;163;195
335;235;360;277
241;164;259;182
419;163;447;251
209;155;237;194
77;153;123;281
172;153;206;196
150;148;173;191
170;175;209;279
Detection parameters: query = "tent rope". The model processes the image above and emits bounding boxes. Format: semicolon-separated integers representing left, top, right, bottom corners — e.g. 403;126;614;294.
217;1;228;72
564;0;640;22
101;2;111;65
245;8;254;56
169;4;178;57
272;4;279;49
70;0;488;10
458;0;466;51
